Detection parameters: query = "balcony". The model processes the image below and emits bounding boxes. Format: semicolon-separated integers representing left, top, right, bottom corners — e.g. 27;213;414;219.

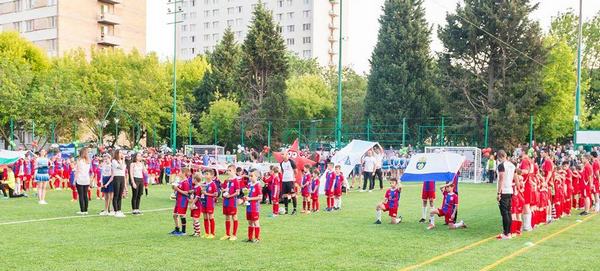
97;12;121;25
98;0;121;4
328;23;338;30
328;36;337;43
328;10;338;17
97;34;121;46
328;49;338;55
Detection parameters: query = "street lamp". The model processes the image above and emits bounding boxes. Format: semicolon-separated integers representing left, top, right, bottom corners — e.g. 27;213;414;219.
95;119;109;148
167;0;185;153
335;0;343;149
114;117;120;145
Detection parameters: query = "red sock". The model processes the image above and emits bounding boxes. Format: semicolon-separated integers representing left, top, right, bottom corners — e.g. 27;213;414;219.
517;221;522;233
203;219;209;234
71;185;77;200
96;188;101;198
210;218;215;234
225;220;231;236
303;201;306;211
87;189;91;200
233;220;238;236
255;226;260;239
248;226;254;240
273;203;279;215
315;199;319;210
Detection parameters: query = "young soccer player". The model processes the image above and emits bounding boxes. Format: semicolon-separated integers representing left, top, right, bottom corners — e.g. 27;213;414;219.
170;169;193;236
188;173;204;237
581;155;593;215
333;165;344;210
221;165;240;241
324;163;335;211
244;169;262;243
510;169;524;237
300;164;312;214
270;167;281;217
201;169;219;238
374;178;402;224
99;154;114;216
419;179;436;223
310;168;320;213
427;183;466;230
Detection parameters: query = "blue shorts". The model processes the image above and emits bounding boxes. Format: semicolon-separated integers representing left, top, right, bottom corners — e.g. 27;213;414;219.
101;176;114;193
35;173;50;182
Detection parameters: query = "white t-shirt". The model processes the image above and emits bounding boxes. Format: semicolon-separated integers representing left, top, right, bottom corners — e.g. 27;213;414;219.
374;153;383;169
497;161;515;194
363;156;376;172
76;160;91;185
281;160;295;183
111;159;126;177
131;162;144;178
101;162;112;178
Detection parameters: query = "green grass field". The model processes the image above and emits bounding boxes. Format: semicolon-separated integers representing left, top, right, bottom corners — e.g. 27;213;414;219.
1;182;598;271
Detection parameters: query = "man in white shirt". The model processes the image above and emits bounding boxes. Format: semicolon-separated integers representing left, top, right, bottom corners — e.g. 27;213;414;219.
280;151;298;215
361;150;376;192
496;150;515;240
373;148;384;190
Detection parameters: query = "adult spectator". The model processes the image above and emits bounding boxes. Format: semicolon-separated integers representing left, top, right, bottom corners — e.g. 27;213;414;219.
496;150;515;240
373;147;384;190
129;153;146;215
75;147;92;215
280;151;298;215
202;150;210;166
1;166;26;199
486;155;497;183
34;149;50;204
361;150;376;192
111;150;127;218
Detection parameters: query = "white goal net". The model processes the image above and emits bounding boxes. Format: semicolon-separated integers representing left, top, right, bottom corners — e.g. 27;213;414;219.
424;146;482;183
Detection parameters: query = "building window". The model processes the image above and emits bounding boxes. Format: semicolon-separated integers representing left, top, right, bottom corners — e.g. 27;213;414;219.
286;0;293;6
212;33;218;40
204;22;210;29
227;19;234;27
286;38;294;46
303;23;311;31
191;0;196;7
276;13;283;21
190;12;197;19
203;46;209;51
204;34;210;41
303;37;311;44
189;24;196;31
182;24;188;31
235;31;242;38
191;35;195;43
204;10;210;17
204;0;209;5
235;18;242;26
25;19;33;32
212;9;219;16
212;21;219;28
181;36;188;43
303;10;311;18
304;0;310;4
191;47;195;54
13;21;22;32
181;13;186;20
277;26;282;33
303;50;311;58
278;0;283;7
287;25;294;32
287;12;294;19
237;6;242;13
212;0;218;4
227;7;234;15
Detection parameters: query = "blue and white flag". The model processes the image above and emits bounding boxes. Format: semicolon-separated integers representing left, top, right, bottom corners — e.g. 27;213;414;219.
401;152;465;182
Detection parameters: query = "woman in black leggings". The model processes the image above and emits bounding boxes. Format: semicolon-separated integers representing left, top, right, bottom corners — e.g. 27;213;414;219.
111;150;127;218
75;148;92;215
129;153;146;215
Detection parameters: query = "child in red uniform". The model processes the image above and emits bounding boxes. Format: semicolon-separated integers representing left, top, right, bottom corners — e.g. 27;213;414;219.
201;169;219;238
592;152;600;212
244;169;262;243
188;173;204;237
300;165;312;214
510;169;524;237
310;169;320;213
581;155;593;215
562;161;573;216
170;171;192;236
519;154;534;231
261;170;272;204
333;165;344;210
427;183;466;230
270;167;281;217
374;178;402;224
220;165;240;241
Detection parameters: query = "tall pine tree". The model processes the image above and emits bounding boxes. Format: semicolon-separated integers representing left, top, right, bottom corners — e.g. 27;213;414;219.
365;0;441;142
194;27;241;114
438;0;546;148
239;2;288;146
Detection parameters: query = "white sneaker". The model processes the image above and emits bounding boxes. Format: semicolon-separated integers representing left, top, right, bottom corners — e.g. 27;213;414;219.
83;212;88;215
114;211;126;218
359;190;365;192
368;190;373;193
99;211;108;216
39;200;48;205
76;211;84;215
108;211;116;216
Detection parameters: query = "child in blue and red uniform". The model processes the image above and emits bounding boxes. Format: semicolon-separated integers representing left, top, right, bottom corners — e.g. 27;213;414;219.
188;173;204;237
270;167;281;217
333;165;344;210
375;178;402;224
244;169;263;243
300;164;312;214
419;180;436;223
170;171;193;236
220;165;240;241
324;163;335;211
201;169;219;238
427;183;466;230
310;169;320;212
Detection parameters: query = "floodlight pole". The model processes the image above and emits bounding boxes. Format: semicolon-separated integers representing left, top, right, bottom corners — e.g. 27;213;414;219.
574;0;583;145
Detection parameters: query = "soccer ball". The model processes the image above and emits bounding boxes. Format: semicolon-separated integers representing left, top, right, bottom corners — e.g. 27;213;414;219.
278;207;286;215
395;216;403;224
222;191;229;198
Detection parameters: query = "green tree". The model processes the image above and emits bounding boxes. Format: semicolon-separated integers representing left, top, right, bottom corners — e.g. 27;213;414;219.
195;28;241;114
536;36;578;142
365;0;441;137
239;2;289;146
288;53;322;77
199;97;241;148
438;0;546;148
286;74;334;120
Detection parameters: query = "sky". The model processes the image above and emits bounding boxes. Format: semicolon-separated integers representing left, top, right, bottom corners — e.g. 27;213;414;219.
147;0;600;74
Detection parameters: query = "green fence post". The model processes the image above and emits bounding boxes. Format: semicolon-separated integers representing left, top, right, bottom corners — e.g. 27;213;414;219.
297;120;302;141
366;118;371;141
267;121;272;152
484;116;489;148
9;117;14;150
136;123;140;147
213;123;218;145
529;114;534;146
51;121;56;144
402;118;406;147
152;125;157;147
240;120;245;147
440;117;445;146
188;124;192;146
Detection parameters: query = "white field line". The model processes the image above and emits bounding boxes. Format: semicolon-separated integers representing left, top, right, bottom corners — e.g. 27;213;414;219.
0;207;172;226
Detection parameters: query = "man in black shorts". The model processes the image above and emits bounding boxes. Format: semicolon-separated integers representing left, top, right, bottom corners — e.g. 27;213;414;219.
280;151;298;215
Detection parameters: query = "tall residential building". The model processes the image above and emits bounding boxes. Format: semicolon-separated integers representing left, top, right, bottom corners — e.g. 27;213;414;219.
177;0;349;67
0;0;146;57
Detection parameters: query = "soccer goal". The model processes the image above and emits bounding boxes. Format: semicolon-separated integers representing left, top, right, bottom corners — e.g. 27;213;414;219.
424;146;482;183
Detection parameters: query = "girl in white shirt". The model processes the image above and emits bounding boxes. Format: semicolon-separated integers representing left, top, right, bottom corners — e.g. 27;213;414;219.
129;153;147;215
75;148;93;215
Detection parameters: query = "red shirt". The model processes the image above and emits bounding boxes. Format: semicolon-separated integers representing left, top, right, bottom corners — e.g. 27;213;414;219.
246;182;262;213
593;159;600;182
222;179;239;208
542;159;553;177
201;181;218;209
583;162;593;186
519;159;533;184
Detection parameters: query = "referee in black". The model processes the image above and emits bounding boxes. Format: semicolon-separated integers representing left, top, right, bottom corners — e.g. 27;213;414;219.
280;151;298;215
